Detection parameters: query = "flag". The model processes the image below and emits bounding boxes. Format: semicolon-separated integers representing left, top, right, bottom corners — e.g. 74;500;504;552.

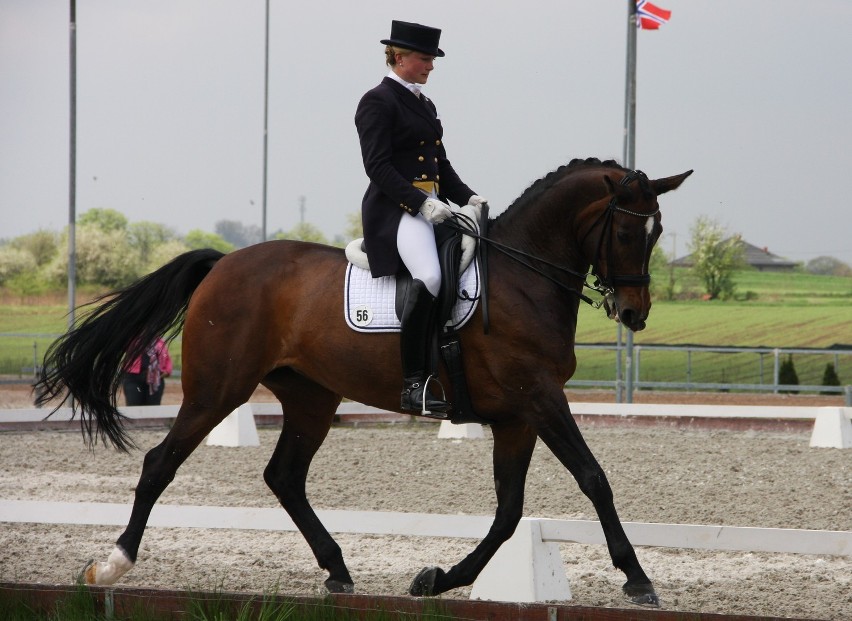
636;0;671;30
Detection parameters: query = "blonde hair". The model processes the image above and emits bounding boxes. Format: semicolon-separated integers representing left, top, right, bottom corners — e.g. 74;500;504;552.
384;45;413;67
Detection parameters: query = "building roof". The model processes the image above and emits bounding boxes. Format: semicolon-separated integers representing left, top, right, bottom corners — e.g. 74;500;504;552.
672;239;797;269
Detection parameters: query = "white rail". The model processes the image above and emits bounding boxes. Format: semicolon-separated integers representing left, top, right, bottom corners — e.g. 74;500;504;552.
1;500;849;557
2;401;850;424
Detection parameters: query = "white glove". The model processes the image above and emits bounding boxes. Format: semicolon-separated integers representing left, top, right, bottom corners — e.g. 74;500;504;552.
419;198;453;224
467;195;488;207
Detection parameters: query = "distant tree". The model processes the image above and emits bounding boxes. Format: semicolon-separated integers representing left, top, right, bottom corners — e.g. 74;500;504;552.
822;363;841;387
274;222;329;245
806;256;852;277
342;212;363;243
0;246;37;286
143;239;191;274
79;207;129;232
215;220;263;248
649;243;675;300
9;229;59;267
778;355;799;394
184;229;235;254
128;221;178;265
5;270;51;298
47;226;140;287
688;216;745;300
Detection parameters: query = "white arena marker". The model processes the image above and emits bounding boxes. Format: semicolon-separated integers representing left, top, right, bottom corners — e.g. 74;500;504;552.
809;407;852;449
206;404;260;447
470;518;571;603
437;420;485;439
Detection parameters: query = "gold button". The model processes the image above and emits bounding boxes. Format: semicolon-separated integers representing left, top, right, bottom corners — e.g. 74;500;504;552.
434;157;438;163
436;175;440;181
419;141;425;146
421;174;427;179
418;156;424;162
435;140;441;145
400;203;405;208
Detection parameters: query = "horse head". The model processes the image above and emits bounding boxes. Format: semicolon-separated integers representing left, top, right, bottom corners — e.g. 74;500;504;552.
584;167;693;332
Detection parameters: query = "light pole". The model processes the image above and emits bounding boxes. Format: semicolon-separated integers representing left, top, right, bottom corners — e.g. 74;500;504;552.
261;0;270;242
68;0;77;329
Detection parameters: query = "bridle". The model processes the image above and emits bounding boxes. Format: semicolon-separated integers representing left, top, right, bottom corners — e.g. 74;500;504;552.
445;168;658;309
583;169;660;291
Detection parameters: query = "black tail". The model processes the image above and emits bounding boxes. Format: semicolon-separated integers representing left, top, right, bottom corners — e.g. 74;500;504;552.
34;248;225;451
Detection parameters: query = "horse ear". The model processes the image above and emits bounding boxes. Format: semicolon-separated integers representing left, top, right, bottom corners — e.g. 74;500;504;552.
650;170;693;196
604;175;632;201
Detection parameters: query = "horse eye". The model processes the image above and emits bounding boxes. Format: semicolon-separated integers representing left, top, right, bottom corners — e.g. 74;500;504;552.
616;230;630;244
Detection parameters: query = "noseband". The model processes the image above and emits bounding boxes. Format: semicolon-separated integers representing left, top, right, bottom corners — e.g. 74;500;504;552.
585;169;659;291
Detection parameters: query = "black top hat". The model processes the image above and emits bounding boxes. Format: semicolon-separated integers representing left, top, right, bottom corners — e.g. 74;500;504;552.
381;20;445;57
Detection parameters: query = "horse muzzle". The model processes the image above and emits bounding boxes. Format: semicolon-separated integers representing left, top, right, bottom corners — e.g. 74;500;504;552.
604;291;649;332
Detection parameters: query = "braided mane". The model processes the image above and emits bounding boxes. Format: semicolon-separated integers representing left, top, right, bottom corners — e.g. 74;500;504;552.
493;158;625;225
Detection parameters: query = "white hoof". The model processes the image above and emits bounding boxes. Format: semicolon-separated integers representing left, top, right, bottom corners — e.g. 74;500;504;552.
85;546;134;585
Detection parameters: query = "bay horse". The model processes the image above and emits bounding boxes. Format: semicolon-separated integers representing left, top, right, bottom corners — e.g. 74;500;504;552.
36;158;691;606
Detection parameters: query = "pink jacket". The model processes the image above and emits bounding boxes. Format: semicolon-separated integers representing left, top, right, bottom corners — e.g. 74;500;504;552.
125;338;173;376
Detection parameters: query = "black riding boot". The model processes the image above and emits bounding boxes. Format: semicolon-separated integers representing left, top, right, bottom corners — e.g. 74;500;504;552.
400;279;451;417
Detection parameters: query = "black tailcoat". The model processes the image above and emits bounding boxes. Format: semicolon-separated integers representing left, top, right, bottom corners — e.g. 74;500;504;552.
355;77;475;277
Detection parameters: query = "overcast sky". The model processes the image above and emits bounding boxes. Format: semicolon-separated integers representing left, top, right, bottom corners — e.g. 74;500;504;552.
2;1;851;265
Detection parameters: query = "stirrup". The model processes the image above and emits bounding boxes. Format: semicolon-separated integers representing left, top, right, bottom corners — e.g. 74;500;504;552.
421;374;450;419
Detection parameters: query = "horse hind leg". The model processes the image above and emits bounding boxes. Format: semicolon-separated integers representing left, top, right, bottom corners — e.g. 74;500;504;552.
261;371;351;593
84;401;239;585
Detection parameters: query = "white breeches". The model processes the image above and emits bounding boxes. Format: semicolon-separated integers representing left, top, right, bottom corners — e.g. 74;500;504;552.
397;211;441;297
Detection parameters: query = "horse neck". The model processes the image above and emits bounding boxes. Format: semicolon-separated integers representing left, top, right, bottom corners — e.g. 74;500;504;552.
490;180;599;272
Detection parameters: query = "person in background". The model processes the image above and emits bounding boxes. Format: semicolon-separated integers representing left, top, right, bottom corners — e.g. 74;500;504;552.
355;20;486;418
122;337;172;406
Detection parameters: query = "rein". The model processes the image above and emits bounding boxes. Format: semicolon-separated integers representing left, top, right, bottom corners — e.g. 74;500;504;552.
443;169;659;325
445;212;603;307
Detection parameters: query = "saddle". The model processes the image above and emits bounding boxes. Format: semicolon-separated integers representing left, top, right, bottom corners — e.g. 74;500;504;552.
343;205;491;424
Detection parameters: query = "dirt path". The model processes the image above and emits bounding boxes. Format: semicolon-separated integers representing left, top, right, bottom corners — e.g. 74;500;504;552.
1;383;850;620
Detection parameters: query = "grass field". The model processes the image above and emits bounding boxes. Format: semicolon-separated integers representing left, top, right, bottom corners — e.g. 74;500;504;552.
1;269;850;388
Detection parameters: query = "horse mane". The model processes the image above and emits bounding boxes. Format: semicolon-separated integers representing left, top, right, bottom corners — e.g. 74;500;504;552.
493;157;625;225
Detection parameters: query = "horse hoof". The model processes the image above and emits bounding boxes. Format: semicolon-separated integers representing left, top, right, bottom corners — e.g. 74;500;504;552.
77;559;95;585
324;578;354;594
627;592;660;607
623;581;660;608
409;566;444;597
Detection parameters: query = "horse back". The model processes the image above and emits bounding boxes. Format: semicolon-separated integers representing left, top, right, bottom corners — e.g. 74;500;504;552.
179;240;405;408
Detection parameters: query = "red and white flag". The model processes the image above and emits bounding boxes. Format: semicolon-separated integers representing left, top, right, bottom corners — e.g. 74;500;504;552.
636;0;671;30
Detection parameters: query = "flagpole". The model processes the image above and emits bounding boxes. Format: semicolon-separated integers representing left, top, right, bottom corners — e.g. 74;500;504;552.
619;0;638;403
624;0;637;169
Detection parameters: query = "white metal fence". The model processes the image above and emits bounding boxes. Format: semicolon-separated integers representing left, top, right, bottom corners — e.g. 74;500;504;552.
2;334;850;404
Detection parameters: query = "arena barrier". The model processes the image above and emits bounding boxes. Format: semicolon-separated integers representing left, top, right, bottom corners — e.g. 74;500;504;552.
1;499;850;603
2;401;851;447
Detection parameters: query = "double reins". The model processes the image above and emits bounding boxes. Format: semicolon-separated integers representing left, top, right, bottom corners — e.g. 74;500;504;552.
444;210;604;307
442;169;659;323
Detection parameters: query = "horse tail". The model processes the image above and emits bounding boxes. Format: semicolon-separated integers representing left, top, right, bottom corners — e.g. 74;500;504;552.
35;248;225;451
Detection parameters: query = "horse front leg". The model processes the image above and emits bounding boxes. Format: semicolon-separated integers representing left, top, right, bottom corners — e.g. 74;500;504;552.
535;398;658;607
409;421;537;596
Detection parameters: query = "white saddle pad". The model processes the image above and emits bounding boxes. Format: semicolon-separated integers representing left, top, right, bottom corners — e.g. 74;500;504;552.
344;261;479;333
